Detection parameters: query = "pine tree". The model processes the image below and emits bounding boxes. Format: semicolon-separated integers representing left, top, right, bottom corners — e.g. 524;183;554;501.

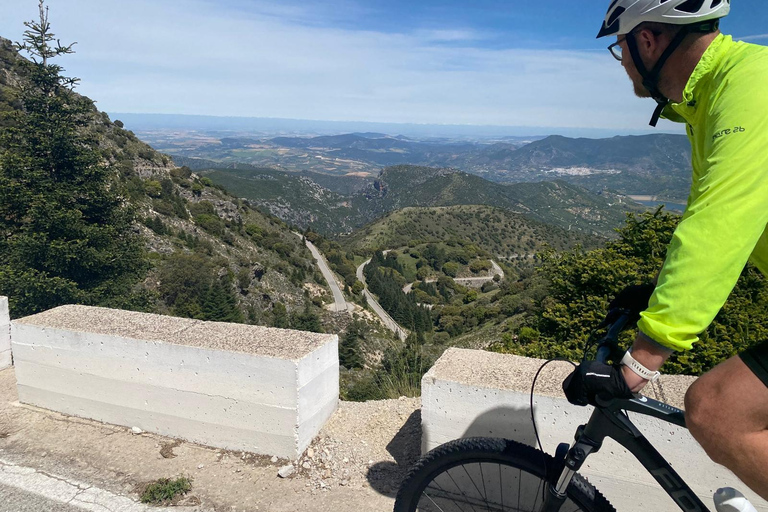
339;321;365;369
0;1;149;317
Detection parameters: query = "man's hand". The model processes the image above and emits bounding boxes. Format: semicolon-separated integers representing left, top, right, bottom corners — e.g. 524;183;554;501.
563;361;633;406
604;283;656;325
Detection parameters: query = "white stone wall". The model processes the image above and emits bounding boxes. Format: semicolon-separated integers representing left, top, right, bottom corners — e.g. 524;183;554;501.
12;306;339;459
0;297;10;370
421;348;765;512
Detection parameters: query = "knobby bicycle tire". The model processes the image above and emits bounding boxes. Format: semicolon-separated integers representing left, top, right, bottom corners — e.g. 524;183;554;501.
394;437;615;512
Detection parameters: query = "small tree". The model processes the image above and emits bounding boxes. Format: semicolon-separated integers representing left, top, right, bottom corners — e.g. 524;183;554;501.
0;1;149;316
339;320;366;369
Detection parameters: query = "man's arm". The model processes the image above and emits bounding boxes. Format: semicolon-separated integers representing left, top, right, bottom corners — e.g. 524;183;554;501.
622;332;673;392
635;60;768;355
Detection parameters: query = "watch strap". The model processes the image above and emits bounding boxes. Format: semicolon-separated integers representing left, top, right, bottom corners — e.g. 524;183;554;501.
621;351;661;382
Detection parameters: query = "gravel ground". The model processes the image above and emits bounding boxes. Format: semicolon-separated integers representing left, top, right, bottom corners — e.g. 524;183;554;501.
0;368;421;511
296;397;422;496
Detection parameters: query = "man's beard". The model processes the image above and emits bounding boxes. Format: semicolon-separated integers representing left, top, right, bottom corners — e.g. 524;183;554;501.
633;81;652;98
627;71;652;98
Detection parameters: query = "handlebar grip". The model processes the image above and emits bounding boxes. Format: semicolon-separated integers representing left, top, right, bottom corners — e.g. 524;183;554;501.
596;312;631;363
596;344;613;363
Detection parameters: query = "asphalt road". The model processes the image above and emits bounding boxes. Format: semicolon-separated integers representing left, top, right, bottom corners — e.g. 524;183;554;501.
0;484;86;512
356;259;408;341
0;459;153;512
299;235;349;314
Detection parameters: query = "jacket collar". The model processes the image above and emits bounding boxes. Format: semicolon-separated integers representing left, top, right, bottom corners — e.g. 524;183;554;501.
662;34;730;124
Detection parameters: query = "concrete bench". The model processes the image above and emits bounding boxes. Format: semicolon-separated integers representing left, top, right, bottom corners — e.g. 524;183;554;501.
421;348;765;511
0;297;9;370
11;304;338;459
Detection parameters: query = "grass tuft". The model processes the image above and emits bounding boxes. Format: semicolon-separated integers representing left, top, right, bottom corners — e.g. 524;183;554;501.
140;476;192;504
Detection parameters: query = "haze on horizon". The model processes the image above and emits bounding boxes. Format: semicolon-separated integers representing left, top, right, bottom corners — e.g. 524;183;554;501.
1;0;766;136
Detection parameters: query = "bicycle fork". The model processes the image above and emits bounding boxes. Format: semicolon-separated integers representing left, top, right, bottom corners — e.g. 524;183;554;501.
542;426;603;512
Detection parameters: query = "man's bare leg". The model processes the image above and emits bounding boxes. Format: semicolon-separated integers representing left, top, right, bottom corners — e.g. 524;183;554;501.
685;355;768;500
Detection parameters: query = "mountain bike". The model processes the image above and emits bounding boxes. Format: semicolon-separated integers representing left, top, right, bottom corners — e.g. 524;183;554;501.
393;313;722;512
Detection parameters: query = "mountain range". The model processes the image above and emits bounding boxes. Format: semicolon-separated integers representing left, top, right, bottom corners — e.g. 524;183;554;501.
162;130;692;200
198;164;641;238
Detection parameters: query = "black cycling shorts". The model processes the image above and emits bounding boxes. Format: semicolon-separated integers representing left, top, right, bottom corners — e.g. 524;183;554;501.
739;340;768;387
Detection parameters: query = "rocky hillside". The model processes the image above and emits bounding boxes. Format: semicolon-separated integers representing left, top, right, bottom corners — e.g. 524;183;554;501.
199;163;640;238
0;36;329;327
348;166;639;238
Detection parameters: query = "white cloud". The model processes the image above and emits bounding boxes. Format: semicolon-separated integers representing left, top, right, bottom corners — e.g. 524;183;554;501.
0;0;676;131
736;33;768;41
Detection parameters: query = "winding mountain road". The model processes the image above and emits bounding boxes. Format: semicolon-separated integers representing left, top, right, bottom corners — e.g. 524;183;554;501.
356;259;408;341
297;234;350;314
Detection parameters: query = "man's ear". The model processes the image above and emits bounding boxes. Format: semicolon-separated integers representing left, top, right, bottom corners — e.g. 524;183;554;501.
635;28;663;59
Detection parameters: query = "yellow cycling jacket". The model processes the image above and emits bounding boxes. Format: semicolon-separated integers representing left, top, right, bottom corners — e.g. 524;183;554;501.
637;34;768;352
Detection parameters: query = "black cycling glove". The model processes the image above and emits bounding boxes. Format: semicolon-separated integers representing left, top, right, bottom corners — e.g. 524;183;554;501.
603;283;656;326
563;361;633;406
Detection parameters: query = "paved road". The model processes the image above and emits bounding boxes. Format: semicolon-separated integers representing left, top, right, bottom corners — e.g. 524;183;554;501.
356;259;408;341
0;484;86;512
402;260;505;292
0;459;153;512
298;235;349;314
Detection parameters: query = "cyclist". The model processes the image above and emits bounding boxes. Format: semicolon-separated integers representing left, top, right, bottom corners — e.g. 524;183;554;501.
564;0;768;501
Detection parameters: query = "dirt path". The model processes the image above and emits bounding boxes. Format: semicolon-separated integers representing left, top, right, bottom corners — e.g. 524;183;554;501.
0;368;421;511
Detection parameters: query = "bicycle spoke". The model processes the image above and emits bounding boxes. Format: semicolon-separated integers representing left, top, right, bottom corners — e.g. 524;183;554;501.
479;463;490;510
499;463;504;512
461;464;493;510
425;476;468;512
531;476;544;512
446;468;479;512
422;489;449;512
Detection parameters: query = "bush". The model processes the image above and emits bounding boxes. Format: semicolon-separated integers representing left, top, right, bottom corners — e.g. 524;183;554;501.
442;262;460;278
144;180;162;198
351;280;365;295
170;166;192;179
194;214;224;236
470;259;492;273
140;477;192;504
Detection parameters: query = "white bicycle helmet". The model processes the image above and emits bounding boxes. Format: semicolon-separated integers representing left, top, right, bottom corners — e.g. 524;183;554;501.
598;0;731;38
597;0;730;126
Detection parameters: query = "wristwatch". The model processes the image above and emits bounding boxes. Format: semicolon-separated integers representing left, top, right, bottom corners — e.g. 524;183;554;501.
621;350;661;382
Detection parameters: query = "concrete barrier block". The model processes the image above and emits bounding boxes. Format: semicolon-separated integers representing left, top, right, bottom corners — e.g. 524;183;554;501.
0;296;10;370
12;305;339;459
420;348;765;512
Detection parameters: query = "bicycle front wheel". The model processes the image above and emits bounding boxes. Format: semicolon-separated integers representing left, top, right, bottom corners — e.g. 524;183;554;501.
394;437;615;512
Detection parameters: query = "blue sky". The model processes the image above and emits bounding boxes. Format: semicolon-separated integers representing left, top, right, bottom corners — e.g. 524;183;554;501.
1;0;766;133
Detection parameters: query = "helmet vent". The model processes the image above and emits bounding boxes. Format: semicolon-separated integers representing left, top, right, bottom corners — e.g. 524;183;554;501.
675;0;707;13
710;0;722;7
607;6;626;26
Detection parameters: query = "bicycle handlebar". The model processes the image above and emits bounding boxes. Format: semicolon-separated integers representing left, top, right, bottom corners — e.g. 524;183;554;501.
595;311;631;363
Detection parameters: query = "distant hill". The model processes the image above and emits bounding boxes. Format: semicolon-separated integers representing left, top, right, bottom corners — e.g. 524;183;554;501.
348;166;638;237
342;205;602;258
267;134;478;167
200;164;640;238
159;129;692;200
462;134;692;199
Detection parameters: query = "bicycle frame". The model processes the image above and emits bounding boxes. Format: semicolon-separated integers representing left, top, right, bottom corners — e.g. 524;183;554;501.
545;393;710;512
